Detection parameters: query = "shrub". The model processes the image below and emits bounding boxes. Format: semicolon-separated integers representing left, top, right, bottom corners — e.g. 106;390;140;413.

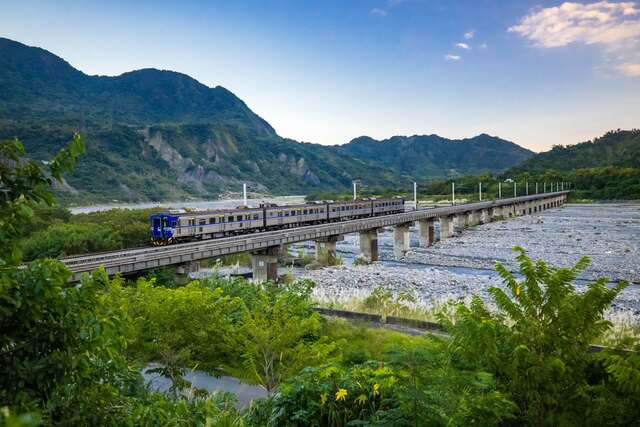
444;246;631;426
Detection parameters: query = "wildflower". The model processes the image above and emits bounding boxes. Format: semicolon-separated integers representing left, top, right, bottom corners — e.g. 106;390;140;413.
335;388;348;401
515;286;521;297
372;383;380;396
356;394;368;405
320;393;327;405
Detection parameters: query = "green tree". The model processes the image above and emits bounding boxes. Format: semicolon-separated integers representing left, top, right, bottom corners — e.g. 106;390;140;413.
236;281;337;394
0;134;83;265
445;247;628;426
0;136;136;421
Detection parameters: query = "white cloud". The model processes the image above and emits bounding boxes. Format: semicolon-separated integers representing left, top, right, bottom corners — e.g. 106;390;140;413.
445;54;461;61
464;30;475;39
456;42;471;49
509;1;640;47
509;1;640;76
370;0;410;17
617;62;640;74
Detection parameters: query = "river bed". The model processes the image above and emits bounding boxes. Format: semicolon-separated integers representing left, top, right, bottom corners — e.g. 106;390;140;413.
297;203;640;322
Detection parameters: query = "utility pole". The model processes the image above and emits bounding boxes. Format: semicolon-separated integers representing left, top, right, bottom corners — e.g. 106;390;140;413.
544;182;547;193
526;181;529;196
536;182;539;194
514;181;517;198
413;182;417;210
498;182;502;199
479;182;482;201
353;181;357;200
452;182;456;205
243;183;247;207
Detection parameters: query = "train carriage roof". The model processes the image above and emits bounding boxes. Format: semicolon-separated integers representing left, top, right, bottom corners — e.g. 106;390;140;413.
158;207;264;218
263;202;327;210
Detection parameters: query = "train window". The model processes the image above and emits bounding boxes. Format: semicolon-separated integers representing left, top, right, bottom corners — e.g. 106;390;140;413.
219;216;225;223
228;216;234;222
253;214;259;220
189;218;195;226
237;215;243;221
303;209;307;215
285;211;289;217
209;218;215;224
199;219;206;225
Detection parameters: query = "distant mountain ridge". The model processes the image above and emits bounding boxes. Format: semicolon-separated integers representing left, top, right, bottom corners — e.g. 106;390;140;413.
341;134;534;178
0;37;534;202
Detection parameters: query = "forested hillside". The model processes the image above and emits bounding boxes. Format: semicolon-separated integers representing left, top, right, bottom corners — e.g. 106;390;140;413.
513;129;640;171
508;129;640;200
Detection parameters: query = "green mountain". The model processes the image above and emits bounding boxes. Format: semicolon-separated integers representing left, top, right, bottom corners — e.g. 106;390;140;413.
0;37;274;133
511;129;640;172
506;129;640;200
341;134;534;179
0;37;533;203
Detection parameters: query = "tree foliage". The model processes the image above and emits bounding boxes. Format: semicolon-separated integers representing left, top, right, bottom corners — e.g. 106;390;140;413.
444;247;637;426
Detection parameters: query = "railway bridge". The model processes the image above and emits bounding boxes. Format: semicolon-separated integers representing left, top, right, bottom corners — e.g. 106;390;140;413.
62;191;569;282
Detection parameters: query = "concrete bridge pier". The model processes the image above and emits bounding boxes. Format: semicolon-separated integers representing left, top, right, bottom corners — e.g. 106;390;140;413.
393;223;412;259
468;210;481;226
439;215;454;239
315;235;343;265
176;261;200;275
480;209;489;223
418;219;435;247
491;206;502;219
456;213;468;230
359;228;379;263
251;246;279;283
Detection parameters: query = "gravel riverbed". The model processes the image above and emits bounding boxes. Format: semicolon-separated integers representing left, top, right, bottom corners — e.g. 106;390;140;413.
300;203;640;322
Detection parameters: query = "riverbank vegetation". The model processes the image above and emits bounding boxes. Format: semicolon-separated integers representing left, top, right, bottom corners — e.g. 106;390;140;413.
3;136;640;426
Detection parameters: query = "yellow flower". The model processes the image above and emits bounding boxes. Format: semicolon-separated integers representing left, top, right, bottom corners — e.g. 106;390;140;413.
320;393;327;405
515;286;521;297
356;394;368;405
372;383;380;396
335;388;348;401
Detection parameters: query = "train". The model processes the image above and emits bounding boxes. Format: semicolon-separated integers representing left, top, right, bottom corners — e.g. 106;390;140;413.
150;198;405;245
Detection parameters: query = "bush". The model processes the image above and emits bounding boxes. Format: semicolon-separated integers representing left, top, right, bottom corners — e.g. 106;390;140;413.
444;246;635;425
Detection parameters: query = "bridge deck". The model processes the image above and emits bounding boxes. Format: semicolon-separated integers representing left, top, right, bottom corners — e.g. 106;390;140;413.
62;191;569;280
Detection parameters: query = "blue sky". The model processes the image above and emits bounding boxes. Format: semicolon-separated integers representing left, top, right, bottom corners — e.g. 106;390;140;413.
1;0;639;151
